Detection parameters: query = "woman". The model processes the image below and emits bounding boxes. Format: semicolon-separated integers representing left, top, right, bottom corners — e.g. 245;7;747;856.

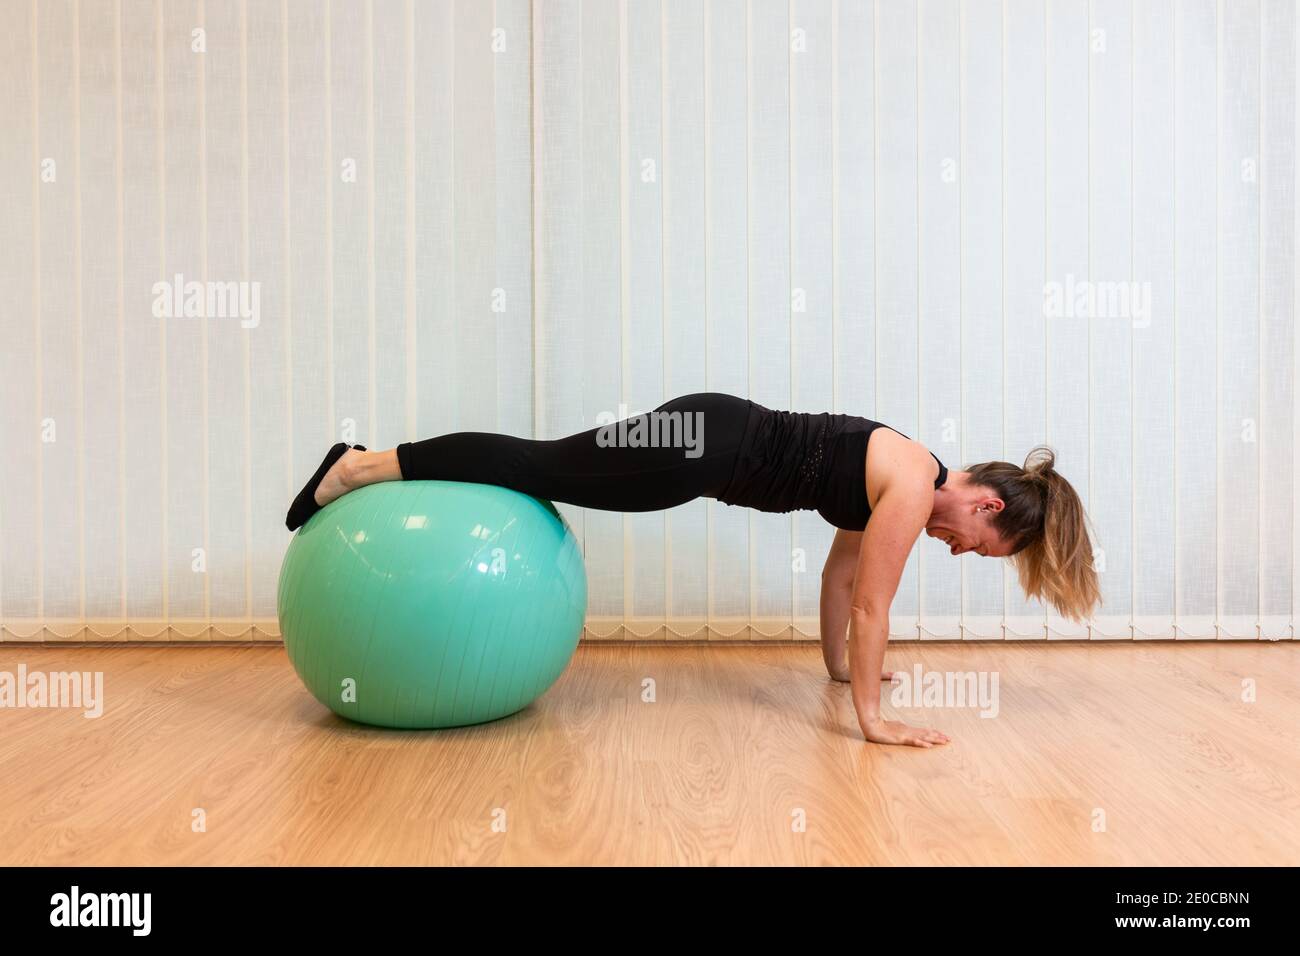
286;392;1100;748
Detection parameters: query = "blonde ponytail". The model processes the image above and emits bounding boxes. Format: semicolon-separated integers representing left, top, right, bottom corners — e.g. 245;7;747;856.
966;447;1101;622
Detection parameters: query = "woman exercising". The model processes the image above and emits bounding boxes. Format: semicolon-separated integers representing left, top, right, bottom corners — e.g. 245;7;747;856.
286;392;1100;748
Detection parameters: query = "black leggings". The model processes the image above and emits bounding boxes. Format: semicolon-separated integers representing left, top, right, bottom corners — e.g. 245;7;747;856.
395;392;751;512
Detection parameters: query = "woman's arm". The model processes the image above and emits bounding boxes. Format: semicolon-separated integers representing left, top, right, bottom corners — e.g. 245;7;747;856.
846;461;951;748
819;530;860;680
820;530;903;683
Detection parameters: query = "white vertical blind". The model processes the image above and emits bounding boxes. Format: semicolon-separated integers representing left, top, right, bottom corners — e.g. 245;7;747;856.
959;0;1006;637
1045;0;1090;640
0;0;1294;643
1175;0;1221;638
1090;0;1134;639
1002;0;1048;637
1263;0;1297;641
874;0;922;635
1132;0;1177;639
918;0;962;638
704;0;753;634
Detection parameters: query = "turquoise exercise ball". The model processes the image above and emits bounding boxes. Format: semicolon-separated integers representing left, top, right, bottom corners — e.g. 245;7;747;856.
277;480;587;729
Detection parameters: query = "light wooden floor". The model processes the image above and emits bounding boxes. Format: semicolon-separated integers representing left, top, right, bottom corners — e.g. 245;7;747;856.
0;641;1296;865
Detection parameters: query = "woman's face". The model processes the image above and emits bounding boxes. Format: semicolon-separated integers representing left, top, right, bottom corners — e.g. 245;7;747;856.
925;500;1016;558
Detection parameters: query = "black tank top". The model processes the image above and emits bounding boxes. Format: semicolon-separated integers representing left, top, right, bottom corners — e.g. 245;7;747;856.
716;400;948;531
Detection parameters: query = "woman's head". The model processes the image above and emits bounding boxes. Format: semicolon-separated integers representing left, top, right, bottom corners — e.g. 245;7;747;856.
928;446;1101;622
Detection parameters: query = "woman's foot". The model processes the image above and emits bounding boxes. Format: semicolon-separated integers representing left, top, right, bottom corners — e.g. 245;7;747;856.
286;445;407;531
313;447;367;508
285;443;366;531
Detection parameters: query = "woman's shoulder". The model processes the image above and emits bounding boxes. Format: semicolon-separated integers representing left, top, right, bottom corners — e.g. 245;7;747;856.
864;425;941;507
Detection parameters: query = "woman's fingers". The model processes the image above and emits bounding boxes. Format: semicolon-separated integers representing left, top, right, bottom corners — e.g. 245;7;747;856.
907;728;949;747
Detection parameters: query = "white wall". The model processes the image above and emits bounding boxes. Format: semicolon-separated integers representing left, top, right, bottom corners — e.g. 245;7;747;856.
0;0;1295;642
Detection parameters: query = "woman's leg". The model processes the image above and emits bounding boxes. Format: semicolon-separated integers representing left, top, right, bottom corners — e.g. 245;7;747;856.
318;392;751;514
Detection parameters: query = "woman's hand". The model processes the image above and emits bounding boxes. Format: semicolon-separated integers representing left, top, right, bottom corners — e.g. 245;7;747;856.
859;716;950;748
